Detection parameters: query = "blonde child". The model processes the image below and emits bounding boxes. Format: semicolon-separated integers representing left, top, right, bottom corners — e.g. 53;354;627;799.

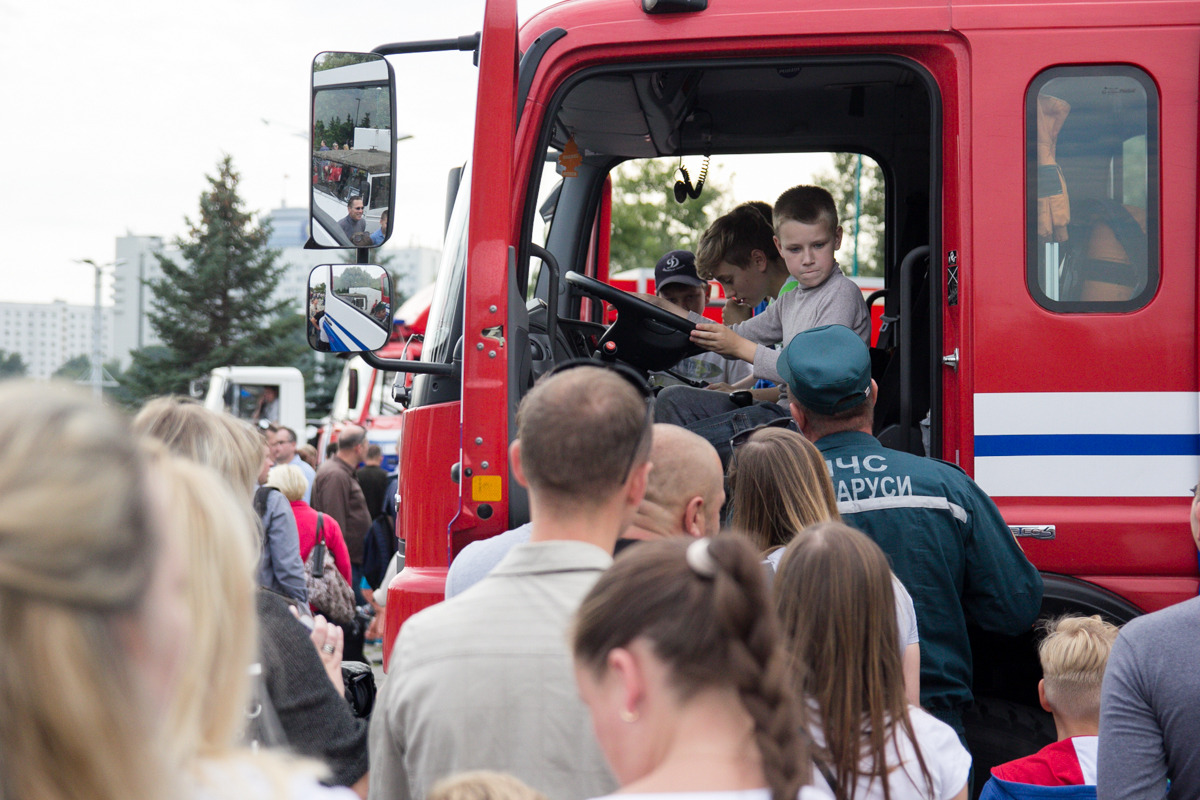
980;615;1119;796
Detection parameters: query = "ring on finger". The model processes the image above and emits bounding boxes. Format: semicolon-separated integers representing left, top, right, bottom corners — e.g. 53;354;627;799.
322;643;336;654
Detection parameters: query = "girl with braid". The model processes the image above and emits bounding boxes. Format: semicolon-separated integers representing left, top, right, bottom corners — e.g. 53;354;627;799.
572;535;827;800
774;523;970;800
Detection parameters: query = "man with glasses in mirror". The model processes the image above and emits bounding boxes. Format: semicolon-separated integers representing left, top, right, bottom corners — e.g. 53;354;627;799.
340;195;367;241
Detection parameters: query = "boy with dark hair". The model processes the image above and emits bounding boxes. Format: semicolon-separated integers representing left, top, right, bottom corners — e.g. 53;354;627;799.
695;201;796;313
652;185;870;466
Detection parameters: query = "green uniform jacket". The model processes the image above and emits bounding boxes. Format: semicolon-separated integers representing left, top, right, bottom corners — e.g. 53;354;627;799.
815;431;1044;716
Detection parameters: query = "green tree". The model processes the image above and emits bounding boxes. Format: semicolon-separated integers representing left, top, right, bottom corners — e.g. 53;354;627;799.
608;158;731;274
0;350;26;379
124;156;306;403
816;153;885;277
314;53;378;71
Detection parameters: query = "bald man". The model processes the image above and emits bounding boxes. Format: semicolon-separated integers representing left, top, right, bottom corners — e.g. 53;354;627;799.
445;425;726;597
624;424;724;541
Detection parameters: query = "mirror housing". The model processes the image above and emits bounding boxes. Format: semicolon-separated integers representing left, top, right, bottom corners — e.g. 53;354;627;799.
307;264;393;353
310;52;396;249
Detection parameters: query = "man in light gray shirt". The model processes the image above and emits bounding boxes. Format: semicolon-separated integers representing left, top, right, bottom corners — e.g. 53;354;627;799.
1097;483;1200;800
369;364;655;800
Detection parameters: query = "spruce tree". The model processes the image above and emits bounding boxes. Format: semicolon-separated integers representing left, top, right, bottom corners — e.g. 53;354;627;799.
125;156;305;401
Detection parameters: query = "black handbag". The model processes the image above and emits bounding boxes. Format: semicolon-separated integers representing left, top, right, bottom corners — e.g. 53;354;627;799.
341;660;376;718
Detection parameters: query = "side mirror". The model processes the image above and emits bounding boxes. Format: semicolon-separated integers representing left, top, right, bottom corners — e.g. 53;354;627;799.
310;52;396;249
307;264;393;353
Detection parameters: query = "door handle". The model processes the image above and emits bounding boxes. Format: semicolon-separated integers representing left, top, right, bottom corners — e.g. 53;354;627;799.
1010;525;1056;540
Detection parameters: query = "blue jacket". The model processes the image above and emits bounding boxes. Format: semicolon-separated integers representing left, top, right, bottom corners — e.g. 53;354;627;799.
979;777;1096;800
815;431;1044;715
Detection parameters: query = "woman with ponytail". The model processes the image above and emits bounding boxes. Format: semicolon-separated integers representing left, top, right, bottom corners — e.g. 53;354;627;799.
775;522;970;800
0;381;188;800
572;534;827;800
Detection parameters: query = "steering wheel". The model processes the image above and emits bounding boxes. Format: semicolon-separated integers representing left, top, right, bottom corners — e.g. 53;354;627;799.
564;270;703;372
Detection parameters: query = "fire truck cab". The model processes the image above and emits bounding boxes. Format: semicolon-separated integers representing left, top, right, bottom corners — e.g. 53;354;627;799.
307;0;1199;773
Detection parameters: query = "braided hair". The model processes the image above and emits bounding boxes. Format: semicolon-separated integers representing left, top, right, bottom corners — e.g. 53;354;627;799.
573;535;810;800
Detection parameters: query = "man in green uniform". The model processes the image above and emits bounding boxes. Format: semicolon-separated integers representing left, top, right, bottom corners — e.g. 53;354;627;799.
778;324;1043;739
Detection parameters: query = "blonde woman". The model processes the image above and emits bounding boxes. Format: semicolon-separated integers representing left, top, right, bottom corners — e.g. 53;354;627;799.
136;398;369;795
0;381;188;800
268;464;353;590
134;395;261;500
135;397;308;603
158;443;361;799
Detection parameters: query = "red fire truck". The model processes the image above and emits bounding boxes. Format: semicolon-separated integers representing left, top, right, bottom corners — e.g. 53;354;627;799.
306;0;1198;770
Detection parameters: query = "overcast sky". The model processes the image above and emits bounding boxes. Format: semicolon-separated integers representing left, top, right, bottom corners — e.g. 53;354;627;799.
0;0;826;307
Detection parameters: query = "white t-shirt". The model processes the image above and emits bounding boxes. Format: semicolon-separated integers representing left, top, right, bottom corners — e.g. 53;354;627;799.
807;705;971;800
589;787;830;800
765;553;919;649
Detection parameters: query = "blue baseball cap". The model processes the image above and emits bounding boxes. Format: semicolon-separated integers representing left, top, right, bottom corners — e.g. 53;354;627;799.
654;250;706;289
777;325;871;414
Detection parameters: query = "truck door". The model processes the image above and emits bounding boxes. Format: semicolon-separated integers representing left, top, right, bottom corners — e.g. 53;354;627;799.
966;25;1199;613
455;0;519;553
382;0;519;664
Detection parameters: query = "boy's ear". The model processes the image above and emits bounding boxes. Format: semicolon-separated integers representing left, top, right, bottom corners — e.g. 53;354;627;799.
1037;679;1053;713
750;249;769;273
833;225;844;250
773;235;784;256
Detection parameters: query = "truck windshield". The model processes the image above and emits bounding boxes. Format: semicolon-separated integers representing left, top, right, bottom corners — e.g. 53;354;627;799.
423;161;471;365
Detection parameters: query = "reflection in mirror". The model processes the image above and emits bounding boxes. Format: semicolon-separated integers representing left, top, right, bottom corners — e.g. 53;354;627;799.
307;264;393;353
311;52;394;249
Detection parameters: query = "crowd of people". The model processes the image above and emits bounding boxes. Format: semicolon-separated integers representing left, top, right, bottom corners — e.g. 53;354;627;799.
3;184;1197;800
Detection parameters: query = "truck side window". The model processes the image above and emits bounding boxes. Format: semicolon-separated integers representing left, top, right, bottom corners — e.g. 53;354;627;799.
1027;66;1158;312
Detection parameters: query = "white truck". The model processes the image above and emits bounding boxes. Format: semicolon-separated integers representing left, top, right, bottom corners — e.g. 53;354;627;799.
202;366;306;439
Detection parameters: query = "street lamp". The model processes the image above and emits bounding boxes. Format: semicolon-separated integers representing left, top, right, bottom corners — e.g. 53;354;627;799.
74;258;125;399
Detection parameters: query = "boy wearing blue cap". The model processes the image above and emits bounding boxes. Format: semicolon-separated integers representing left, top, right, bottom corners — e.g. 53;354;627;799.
778;324;1043;749
651;249;753;387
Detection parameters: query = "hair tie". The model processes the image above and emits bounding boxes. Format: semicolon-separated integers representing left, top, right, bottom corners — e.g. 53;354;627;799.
686;538;718;579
